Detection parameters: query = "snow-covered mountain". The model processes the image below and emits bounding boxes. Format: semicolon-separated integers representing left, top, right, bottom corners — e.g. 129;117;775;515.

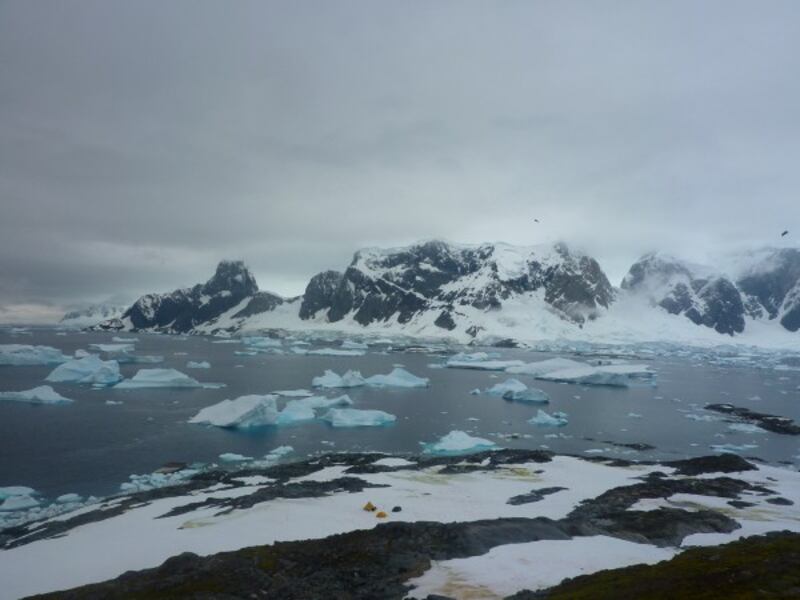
621;248;800;334
60;302;128;328
99;260;288;333
96;242;800;345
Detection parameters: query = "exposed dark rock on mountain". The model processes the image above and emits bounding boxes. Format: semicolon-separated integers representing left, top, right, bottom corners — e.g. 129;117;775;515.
101;260;281;333
299;241;614;331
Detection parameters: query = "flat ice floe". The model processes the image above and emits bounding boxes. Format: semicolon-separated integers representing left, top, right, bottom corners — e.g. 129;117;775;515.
535;363;656;387
321;408;396;427
505;357;587;376
45;355;122;386
186;360;211;369
114;368;203;389
0;344;69;366
422;430;498;455
0;385;73;405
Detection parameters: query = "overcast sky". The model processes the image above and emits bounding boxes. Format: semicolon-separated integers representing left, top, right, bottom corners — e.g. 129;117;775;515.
2;1;799;322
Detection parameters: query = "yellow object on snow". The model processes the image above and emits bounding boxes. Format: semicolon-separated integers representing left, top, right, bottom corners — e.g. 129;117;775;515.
363;501;376;512
376;511;388;518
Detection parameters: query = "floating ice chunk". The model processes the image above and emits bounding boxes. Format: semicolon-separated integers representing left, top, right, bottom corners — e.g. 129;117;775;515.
535;364;655;387
486;378;528;396
119;467;199;493
0;495;40;512
322;408;396;427
307;348;366;357
88;343;135;354
365;368;429;388
105;400;123;406
286;394;353;411
422;430;497;455
728;423;767;434
45;355;122;386
212;339;241;344
341;340;368;350
446;353;525;371
0;344;69;366
528;410;569;427
55;493;83;504
505;357;586;377
219;453;253;463
312;369;366;388
0;486;36;500
235;350;259;356
276;402;316;425
189;394;279;428
264;445;293;460
241;336;282;348
710;443;758;454
502;388;550;404
469;388;481;395
0;385;73;405
272;389;314;397
186;360;211;369
112;337;138;343
114;368;202;389
684;413;720;423
627;412;644;419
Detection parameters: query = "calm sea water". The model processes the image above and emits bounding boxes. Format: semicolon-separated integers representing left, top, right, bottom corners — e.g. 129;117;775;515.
1;329;799;500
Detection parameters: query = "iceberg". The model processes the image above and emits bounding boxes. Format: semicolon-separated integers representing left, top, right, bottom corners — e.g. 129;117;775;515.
0;494;40;512
486;378;528;396
186;360;211;369
446;355;525;371
365;368;429;388
115;368;203;389
55;493;83;504
341;340;369;350
189;394;280;428
307;348;366;357
0;486;36;499
241;336;282;349
0;344;69;366
535;364;656;387
112;337;138;343
88;343;135;354
322;408;397;427
421;430;497;455
0;385;73;405
219;453;253;463
528;410;569;427
710;443;759;454
506;357;586;377
119;467;200;493
45;355;122;386
502;388;550;404
312;369;366;388
286;394;353;411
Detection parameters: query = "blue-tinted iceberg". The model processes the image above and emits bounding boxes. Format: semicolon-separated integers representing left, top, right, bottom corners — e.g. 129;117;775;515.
88;343;135;354
446;352;524;371
422;430;497;455
365;368;429;388
341;340;369;350
45;355;122;386
307;348;365;357
186;360;211;369
219;452;253;463
189;394;279;428
0;344;69;366
241;336;282;349
114;368;202;389
312;369;366;388
0;385;73;405
528;410;569;427
486;378;528;396
322;408;396;427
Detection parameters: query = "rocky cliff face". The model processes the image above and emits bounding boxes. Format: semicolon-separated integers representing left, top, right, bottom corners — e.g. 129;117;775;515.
299;241;614;334
101;260;282;333
622;249;800;335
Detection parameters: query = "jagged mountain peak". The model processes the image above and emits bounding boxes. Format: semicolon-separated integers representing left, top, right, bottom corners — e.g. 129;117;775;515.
202;260;258;297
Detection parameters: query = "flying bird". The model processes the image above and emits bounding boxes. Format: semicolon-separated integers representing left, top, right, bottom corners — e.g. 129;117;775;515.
533;218;539;223
782;230;789;237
